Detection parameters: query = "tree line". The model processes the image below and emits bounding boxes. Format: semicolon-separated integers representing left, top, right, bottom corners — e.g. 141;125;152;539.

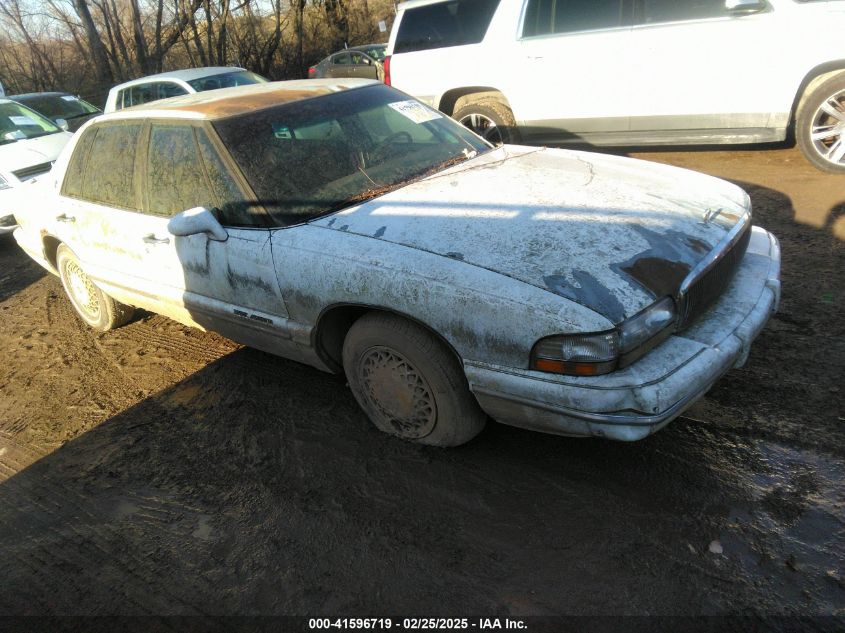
0;0;395;106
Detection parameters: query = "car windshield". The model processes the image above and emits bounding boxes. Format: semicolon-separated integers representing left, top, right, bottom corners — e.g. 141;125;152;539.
16;94;99;120
213;84;491;225
0;102;61;145
188;70;268;92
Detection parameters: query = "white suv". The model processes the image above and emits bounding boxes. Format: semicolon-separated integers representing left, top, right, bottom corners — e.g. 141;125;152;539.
384;0;845;173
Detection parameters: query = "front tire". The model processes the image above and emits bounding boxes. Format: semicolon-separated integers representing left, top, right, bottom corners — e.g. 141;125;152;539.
796;73;845;174
56;244;134;331
342;313;487;447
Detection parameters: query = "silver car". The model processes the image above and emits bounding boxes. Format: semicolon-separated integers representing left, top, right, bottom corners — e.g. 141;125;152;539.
13;80;780;446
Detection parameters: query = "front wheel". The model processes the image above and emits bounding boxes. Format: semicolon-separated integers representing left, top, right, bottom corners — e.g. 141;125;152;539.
342;313;487;447
796;73;845;174
56;244;134;331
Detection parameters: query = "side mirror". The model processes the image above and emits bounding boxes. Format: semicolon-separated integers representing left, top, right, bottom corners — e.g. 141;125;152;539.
56;118;69;131
725;0;766;15
167;206;228;242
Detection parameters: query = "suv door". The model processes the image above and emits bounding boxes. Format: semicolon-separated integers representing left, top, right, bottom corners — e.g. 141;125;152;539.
626;0;784;136
510;0;634;140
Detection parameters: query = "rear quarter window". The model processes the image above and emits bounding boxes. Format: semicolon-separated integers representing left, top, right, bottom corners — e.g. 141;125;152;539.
61;128;98;199
394;0;501;53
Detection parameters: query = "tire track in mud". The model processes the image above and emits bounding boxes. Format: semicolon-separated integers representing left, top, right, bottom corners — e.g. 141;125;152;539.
0;277;229;615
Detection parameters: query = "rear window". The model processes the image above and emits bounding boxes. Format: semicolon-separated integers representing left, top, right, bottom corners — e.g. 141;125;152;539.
187;70;267;92
394;0;501;53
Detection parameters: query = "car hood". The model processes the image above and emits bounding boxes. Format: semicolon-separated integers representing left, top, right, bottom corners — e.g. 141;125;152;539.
310;146;750;324
0;131;71;179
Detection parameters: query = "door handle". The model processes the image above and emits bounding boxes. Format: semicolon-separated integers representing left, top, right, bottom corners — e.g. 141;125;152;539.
143;234;170;245
56;213;76;223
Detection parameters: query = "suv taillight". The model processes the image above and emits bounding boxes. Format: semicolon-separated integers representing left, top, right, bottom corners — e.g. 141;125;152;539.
383;55;391;86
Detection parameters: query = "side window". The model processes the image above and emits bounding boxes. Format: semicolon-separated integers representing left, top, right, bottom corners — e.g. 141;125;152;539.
158;82;188;99
350;52;365;65
640;0;728;24
334;53;350;65
129;83;155;107
522;0;624;37
61;127;98;198
116;89;128;111
81;123;144;209
146;124;213;217
394;0;501;53
194;130;261;227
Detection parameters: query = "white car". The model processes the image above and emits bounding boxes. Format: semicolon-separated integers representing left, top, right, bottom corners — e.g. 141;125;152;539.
103;66;267;113
0;99;72;234
385;0;845;173
14;80;780;446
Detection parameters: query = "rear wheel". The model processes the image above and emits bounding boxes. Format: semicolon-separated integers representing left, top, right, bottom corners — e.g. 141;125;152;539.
453;96;520;146
796;73;845;174
56;244;134;331
342;313;486;447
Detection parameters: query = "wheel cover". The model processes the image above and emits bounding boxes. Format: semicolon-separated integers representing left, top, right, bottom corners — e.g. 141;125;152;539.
459;112;503;145
64;260;100;318
357;346;437;439
810;88;845;166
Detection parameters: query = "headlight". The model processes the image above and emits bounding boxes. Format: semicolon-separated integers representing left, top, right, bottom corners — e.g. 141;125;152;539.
0;175;10;191
530;297;677;376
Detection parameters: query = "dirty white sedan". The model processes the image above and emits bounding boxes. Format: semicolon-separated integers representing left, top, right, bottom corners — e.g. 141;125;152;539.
14;80;781;446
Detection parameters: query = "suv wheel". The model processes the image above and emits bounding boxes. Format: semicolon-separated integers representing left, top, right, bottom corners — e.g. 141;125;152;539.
796;73;845;174
342;312;487;447
452;96;520;146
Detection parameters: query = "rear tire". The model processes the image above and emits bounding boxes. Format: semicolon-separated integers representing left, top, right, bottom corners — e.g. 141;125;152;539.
342;313;487;447
453;95;520;146
796;73;845;174
56;244;134;331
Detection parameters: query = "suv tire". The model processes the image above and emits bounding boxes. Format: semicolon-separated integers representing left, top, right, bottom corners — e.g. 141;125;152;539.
343;312;487;447
56;244;135;331
796;73;845;174
453;96;520;146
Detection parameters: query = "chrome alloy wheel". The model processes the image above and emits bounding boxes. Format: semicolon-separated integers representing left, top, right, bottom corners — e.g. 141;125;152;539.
809;88;845;167
458;112;503;145
64;260;100;318
357;346;437;439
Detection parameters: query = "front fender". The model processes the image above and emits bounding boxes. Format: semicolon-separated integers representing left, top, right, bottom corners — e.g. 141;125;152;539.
271;225;613;368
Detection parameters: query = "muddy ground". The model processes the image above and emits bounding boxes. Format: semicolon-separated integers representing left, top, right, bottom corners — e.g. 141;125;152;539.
0;145;842;623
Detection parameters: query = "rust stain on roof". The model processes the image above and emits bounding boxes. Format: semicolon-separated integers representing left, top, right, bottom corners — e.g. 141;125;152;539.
172;88;331;117
160;86;338;118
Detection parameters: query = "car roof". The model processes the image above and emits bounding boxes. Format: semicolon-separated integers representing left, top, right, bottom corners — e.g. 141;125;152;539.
100;78;379;121
9;92;72;100
110;66;250;91
348;43;386;51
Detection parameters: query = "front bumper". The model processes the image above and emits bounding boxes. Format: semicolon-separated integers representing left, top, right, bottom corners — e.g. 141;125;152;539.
465;226;781;441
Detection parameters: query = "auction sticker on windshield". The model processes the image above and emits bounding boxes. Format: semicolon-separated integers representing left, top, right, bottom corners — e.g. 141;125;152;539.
388;100;441;123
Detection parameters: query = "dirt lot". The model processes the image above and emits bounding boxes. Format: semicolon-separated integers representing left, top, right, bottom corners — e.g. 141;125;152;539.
0;145;842;623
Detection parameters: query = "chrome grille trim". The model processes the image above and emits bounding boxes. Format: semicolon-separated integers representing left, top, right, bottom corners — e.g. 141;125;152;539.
676;209;752;329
